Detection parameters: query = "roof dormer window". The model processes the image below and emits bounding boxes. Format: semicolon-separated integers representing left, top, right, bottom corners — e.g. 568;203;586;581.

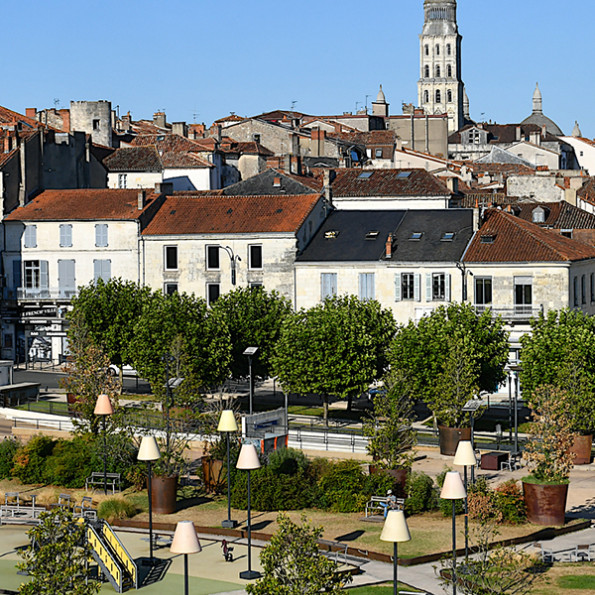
441;232;455;241
532;207;546;224
365;231;379;240
480;234;496;244
409;232;423;241
325;231;339;239
358;171;373;180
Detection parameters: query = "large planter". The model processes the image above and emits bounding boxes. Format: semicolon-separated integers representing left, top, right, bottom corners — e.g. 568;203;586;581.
569;434;593;465
151;475;178;515
522;480;568;526
202;456;224;492
438;426;471;456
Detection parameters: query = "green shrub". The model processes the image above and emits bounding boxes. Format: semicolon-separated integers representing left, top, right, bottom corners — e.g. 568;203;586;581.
43;436;95;488
12;435;56;484
0;437;20;479
494;480;526;524
267;447;309;476
317;460;371;513
405;471;438;514
98;497;137;522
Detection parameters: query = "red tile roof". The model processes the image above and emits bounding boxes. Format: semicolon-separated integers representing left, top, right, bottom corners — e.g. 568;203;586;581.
463;209;595;263
129;134;213;153
331;168;450;197
4;189;159;221
160;151;213;168
577;177;595;206
142;194;321;236
103;146;162;172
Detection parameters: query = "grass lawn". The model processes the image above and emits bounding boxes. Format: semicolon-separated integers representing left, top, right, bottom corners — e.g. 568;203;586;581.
530;564;595;594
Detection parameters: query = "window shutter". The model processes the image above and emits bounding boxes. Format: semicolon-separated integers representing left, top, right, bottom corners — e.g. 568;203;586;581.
358;274;365;300
394;274;402;302
12;260;21;290
369;274;375;300
445;273;451;301
60;224;72;247
40;261;49;289
414;274;421;302
25;225;37;248
425;274;432;302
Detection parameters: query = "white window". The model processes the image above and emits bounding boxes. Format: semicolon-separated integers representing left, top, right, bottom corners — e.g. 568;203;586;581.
207;283;220;305
375;149;383;158
426;273;451;301
206;246;220;270
59;224;72;247
165;283;178;295
24;225;37;248
475;277;492;306
321;273;337;300
435;90;441;103
514;276;532;314
94;259;111;283
359;273;375;301
23;260;49;296
118;174;127;189
395;273;420;302
249;245;263;269
164;246;178;270
95;224;108;247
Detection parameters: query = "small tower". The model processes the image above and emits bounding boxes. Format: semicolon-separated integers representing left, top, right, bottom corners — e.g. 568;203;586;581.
372;85;389;117
418;0;465;132
572;121;582;138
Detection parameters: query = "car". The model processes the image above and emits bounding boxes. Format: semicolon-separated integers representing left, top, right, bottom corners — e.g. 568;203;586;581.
107;364;138;378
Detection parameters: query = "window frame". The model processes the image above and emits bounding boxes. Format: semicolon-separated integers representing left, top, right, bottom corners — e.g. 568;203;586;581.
321;273;337;300
206;245;220;270
24;225;37;249
164;283;178;296
59;224;73;248
358;272;375;301
248;244;263;270
95;224;108;247
432;273;446;301
164;245;178;271
93;259;111;283
474;276;493;306
207;283;220;306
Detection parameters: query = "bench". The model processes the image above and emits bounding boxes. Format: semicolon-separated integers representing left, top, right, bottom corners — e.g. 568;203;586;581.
365;495;405;518
85;472;121;494
319;539;349;564
74;496;97;520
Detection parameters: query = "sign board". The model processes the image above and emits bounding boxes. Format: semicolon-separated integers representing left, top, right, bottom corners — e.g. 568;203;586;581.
22;307;58;318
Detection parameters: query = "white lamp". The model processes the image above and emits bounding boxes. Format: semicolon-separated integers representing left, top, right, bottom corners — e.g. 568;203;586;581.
137;436;161;562
171;521;201;595
453;441;475;562
381;510;411;595
441;471;465;595
218;410;239;528
94;394;114;496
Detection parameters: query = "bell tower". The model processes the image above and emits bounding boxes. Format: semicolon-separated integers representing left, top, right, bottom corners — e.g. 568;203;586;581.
418;0;465;133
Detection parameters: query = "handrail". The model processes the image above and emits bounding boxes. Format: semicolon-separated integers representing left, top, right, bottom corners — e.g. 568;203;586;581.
102;521;137;589
87;524;123;592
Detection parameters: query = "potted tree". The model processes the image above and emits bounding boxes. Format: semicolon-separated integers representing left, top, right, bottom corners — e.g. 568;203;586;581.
363;372;416;497
522;385;574;526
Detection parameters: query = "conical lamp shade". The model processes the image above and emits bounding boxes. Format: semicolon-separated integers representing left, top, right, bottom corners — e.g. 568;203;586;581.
440;471;466;500
453;441;476;467
217;410;238;432
236;443;260;470
137;435;161;462
170;520;201;554
380;510;411;543
94;394;113;416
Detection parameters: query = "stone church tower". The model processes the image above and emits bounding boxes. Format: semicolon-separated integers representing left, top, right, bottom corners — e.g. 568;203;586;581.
418;0;465;133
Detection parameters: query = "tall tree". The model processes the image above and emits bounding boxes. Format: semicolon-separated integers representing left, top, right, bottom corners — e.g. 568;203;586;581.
388;303;509;427
272;295;396;421
246;514;350;595
211;286;292;379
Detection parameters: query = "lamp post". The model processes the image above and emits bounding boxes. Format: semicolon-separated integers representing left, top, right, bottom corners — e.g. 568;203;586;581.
453;441;477;563
510;364;522;456
170;520;201;595
94;394;113;496
243;347;258;415
440;471;466;595
217;245;241;286
218;410;238;529
236;443;261;580
380;510;411;595
137;435;161;563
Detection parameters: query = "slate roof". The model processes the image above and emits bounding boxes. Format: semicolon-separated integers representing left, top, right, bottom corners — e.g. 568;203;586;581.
129;134;213;152
449;123;560;144
297;209;474;263
221;169;321;196
463;209;595;263
142;193;321;236
330;169;450;197
509;201;595;230
4;189;158;221
160;151;213;168
103;147;162;172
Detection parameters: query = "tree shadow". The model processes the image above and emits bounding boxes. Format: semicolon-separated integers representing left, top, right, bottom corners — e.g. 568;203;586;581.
334;530;365;542
248;520;273;532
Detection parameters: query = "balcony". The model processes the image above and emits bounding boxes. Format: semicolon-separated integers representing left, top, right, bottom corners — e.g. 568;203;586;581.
14;287;78;301
474;304;543;323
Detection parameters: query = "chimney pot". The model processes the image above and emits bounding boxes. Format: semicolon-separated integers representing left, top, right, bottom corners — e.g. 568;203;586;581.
385;233;393;259
138;190;146;210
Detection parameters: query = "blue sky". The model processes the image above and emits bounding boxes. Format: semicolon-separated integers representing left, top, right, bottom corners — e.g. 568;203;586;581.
5;1;591;137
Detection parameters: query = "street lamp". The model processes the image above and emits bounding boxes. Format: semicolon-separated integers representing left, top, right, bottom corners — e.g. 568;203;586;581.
440;471;466;595
380;510;411;595
94;394;113;496
218;410;238;529
236;443;261;580
453;441;476;563
137;435;161;563
170;520;201;595
243;347;258;415
510;364;522;456
217;245;241;285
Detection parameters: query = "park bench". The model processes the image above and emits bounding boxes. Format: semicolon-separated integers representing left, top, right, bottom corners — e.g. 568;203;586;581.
365;495;405;518
85;472;121;494
73;496;97;520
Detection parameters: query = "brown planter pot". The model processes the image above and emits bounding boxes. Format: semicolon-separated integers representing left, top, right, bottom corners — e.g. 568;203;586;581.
66;393;77;414
438;426;471;456
369;466;409;498
150;475;178;515
569;434;593;465
522;480;568;526
201;457;224;492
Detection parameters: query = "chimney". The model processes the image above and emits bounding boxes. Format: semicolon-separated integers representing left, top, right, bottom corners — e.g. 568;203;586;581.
385;233;393;259
516;126;522;142
138;190;146;210
283;154;291;173
446;177;459;193
121;112;132;131
25;108;37;120
154;181;174;195
172;122;187;137
216;124;222;143
273;176;281;188
323;169;332;207
153;112;167;129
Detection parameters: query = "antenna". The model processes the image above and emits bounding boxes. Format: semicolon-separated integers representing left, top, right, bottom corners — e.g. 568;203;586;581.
291;100;297;111
355;101;362;112
53;98;60;109
365;94;370;111
192;112;199;123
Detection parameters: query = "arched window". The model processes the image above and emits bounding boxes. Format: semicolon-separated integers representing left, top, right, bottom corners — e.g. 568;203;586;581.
436;65;441;77
447;90;452;102
425;44;429;56
436;44;440;55
436;90;441;103
424;90;429;103
424;65;430;78
447;44;451;56
447;64;452;77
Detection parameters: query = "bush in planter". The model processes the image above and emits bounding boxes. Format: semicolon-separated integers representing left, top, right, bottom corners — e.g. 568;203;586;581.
404;471;438;514
468;477;526;524
494;480;526;524
0;437;19;479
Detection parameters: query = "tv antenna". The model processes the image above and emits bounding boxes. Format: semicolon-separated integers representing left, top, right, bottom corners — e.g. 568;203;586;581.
290;100;297;111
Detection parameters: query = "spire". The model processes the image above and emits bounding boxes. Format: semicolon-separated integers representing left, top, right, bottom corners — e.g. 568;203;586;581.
463;87;470;120
532;83;543;115
376;84;386;103
572;121;582;138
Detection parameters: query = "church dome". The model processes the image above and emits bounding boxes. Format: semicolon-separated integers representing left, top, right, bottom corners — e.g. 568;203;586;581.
520;83;563;136
376;85;386;103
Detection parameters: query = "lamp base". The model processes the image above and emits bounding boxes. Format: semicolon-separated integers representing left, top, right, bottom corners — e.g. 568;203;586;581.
221;519;238;529
239;570;261;580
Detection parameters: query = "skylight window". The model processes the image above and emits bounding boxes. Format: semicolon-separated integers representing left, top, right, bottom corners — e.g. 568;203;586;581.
365;231;379;240
358;171;373;180
441;232;455;241
409;232;423;241
480;234;496;244
325;231;339;239
396;171;412;179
